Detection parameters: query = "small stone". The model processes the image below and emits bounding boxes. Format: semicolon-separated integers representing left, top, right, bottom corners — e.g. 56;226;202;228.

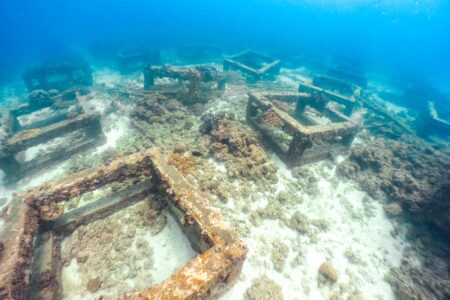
86;277;102;293
318;262;338;284
76;253;89;264
384;203;403;217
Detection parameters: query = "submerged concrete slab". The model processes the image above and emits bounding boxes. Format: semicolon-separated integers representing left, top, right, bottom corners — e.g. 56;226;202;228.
0;148;247;299
247;92;359;167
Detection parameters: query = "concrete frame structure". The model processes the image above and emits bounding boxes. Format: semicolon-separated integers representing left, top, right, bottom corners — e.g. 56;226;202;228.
223;50;281;82
0;92;104;183
247;92;359;167
0;148;247;300
298;75;362;116
143;65;226;105
23;60;92;91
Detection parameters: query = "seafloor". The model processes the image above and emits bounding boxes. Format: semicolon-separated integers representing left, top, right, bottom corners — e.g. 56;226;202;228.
0;58;449;300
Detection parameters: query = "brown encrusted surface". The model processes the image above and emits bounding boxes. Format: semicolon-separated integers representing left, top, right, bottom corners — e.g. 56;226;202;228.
0;197;38;300
247;92;359;167
5;148;247;300
128;148;247;299
147;148;240;247
22;150;154;220
130;241;247;300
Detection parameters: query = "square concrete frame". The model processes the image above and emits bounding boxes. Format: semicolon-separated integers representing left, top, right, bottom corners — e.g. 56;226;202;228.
0;92;105;183
298;75;361;116
23;60;93;92
247;92;359;167
0;148;247;299
143;65;226;105
223;50;281;82
144;65;202;104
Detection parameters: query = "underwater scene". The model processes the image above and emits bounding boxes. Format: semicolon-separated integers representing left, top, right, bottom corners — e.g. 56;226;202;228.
0;0;449;299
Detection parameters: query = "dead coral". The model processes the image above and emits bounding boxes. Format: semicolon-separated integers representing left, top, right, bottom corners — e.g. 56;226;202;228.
337;137;450;237
140;195;167;235
271;240;289;272
190;159;236;202
244;275;284;300
286;211;310;234
167;153;196;176
61;199;159;298
202;113;277;180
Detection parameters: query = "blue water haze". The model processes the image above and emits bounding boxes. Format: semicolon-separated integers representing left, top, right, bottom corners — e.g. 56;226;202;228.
0;0;449;98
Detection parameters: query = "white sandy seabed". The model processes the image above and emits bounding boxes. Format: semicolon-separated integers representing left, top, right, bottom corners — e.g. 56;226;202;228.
220;155;408;299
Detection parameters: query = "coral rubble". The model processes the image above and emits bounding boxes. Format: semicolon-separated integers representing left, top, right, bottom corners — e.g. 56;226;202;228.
202;113;277;180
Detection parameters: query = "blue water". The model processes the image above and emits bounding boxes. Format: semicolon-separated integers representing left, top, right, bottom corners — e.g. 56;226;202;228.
1;0;450;94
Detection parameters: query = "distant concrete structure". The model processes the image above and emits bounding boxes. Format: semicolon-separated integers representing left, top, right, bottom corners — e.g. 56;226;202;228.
23;59;92;91
298;75;361;116
247;92;359;167
223;50;281;82
0;90;105;183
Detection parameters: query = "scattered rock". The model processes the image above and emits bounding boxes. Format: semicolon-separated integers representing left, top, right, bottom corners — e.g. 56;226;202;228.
318;262;338;284
86;277;102;293
384;203;403;217
76;253;89;264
